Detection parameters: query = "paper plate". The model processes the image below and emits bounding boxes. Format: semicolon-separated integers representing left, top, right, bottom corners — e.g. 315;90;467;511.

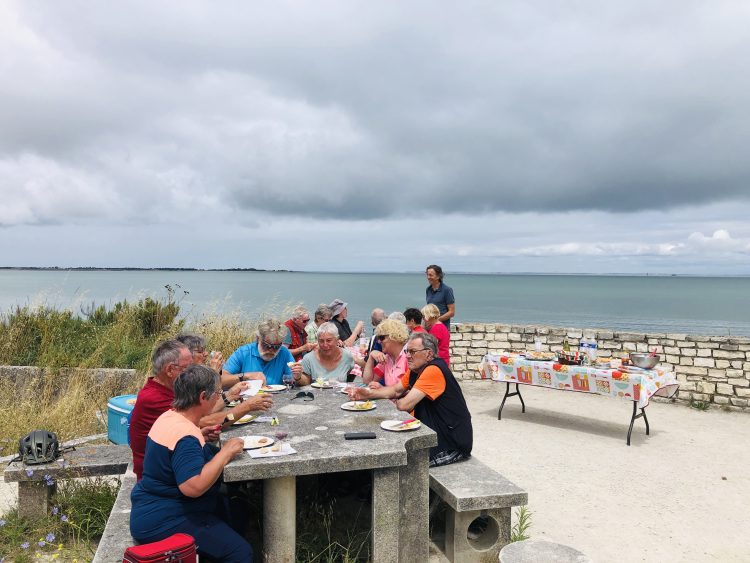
261;385;287;393
311;381;334;389
341;401;377;412
233;413;259;425
380;419;422;432
242;435;275;450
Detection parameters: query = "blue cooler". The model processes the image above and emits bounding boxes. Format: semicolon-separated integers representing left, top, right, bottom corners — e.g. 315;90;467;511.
107;394;137;445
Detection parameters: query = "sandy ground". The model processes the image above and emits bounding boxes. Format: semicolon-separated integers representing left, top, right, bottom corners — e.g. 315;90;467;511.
455;380;750;563
2;386;748;562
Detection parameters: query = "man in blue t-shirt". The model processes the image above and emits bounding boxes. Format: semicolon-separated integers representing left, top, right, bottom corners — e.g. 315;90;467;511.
223;318;302;386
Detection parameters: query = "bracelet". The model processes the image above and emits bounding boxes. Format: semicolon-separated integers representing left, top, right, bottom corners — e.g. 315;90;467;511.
238;373;245;382
221;391;231;407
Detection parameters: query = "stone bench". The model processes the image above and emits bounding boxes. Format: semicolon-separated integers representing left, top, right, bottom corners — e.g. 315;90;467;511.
429;456;528;563
92;463;137;563
4;444;131;519
499;539;591;562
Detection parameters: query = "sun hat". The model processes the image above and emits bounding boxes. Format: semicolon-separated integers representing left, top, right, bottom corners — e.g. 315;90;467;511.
328;299;348;317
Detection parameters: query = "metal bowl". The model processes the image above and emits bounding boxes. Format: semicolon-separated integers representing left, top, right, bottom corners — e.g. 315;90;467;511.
629;352;659;369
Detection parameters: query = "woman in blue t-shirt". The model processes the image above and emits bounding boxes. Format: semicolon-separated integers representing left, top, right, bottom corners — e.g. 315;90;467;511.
130;365;251;562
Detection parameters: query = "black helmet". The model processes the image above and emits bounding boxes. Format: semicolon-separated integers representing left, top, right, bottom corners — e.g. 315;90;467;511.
19;430;60;465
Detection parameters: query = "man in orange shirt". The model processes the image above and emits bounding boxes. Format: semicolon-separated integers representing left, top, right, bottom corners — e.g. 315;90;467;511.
349;332;472;466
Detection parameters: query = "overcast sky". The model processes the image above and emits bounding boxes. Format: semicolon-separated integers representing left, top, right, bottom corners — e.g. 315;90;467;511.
2;1;750;274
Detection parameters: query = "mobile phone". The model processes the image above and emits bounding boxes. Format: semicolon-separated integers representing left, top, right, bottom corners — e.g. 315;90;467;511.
344;432;376;440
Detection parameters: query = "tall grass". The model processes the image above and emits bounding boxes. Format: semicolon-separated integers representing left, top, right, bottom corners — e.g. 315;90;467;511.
0;289;296;446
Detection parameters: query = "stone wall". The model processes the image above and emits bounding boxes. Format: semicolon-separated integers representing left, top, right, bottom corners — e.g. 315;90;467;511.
449;323;750;412
0;366;141;396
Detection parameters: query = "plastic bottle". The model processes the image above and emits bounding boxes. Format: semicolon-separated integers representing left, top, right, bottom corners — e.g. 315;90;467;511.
534;336;542;353
580;337;591;364
589;336;598;362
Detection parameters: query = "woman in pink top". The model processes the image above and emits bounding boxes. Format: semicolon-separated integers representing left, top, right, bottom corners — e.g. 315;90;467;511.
362;319;409;387
422;304;450;366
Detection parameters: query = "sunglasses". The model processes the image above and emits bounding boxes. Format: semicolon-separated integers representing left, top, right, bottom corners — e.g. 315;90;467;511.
290;391;314;401
262;340;283;351
376;335;387;342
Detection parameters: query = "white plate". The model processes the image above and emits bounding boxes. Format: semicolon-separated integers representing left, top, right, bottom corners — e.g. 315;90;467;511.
242;435;275;450
311;381;334;389
341;401;377;412
380;419;422;432
233;414;259;425
261;385;287;393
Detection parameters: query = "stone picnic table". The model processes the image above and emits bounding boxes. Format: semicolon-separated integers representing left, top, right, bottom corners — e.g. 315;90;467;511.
221;384;437;563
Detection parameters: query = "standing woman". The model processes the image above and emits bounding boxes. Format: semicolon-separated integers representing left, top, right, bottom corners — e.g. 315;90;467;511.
421;304;450;366
425;265;455;329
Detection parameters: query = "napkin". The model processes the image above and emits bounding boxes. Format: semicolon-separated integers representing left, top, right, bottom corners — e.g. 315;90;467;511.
251;416;275;423
240;380;263;397
247;443;297;458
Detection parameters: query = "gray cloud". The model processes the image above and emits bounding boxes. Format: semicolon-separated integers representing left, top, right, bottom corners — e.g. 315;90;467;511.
2;1;750;273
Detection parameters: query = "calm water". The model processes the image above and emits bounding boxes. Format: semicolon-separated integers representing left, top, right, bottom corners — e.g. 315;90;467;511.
1;270;749;336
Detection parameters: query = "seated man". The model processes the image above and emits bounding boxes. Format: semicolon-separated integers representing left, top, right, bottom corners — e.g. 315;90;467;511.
223;318;303;386
283;306;317;361
306;304;332;344
129;340;273;480
349;332;472;467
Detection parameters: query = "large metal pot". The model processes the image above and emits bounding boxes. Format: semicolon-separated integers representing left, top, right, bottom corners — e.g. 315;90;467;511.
629;352;659;369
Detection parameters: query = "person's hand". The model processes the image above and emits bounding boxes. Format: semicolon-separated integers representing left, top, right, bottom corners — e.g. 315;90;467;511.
369;351;386;364
245;394;274;412
223;437;244;459
208;351;224;371
291;363;303;378
304;342;317;353
355;321;364;334
347;387;370;400
201;424;222;442
368;381;383;390
246;372;267;386
337;339;345;347
226;381;247;401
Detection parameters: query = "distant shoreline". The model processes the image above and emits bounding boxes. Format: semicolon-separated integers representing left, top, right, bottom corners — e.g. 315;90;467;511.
0;267;748;278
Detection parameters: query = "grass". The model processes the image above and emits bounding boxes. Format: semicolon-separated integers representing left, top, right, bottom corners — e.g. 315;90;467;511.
0;477;120;562
510;505;533;542
0;288;298;447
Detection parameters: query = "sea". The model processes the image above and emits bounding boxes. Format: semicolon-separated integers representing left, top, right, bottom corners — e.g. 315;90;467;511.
1;270;749;337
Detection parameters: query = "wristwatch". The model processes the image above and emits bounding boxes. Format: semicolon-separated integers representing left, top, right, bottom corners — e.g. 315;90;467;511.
238;373;246;382
222;412;235;425
221;391;231;407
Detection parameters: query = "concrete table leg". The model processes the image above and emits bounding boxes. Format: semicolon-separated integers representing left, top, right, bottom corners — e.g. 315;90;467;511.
371;467;400;563
18;481;54;519
399;448;430;562
445;507;511;563
263;475;296;563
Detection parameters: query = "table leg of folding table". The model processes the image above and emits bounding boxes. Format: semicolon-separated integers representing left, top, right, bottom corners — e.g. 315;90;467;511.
627;401;650;446
498;382;526;420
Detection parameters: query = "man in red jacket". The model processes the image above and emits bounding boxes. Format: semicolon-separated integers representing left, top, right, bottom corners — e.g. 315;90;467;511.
283;306;317;361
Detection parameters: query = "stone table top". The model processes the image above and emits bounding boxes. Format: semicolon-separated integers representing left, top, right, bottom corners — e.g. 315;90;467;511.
4;445;131;482
221;385;437;481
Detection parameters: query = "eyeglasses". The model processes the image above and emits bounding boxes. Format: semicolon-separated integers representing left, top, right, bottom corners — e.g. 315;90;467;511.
261;340;283;351
290;391;314;401
300;317;310;323
404;348;427;356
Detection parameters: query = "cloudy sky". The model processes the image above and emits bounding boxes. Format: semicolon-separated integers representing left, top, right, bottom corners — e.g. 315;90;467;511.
2;1;750;274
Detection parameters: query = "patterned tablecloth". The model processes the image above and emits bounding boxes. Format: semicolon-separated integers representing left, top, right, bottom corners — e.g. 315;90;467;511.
479;354;679;409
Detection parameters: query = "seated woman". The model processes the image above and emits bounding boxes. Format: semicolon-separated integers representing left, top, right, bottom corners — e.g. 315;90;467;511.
362;318;409;388
130;365;252;563
297;322;364;385
421;304;450;366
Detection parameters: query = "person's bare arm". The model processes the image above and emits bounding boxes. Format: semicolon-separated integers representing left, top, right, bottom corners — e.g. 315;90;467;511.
438;303;455;323
199;394;274;428
350;381;405;401
361;351;385;384
395;387;426;412
178;438;244;498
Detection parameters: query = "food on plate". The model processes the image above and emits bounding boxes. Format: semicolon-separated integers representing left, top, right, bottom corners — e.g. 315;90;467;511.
287;362;296;368
271;443;282;452
257;438;269;444
259;447;270;454
354;400;374;410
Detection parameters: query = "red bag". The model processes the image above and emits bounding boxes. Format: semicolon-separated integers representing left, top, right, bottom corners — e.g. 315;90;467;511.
123;533;197;562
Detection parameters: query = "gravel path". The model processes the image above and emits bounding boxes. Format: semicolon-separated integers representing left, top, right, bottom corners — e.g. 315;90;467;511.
458;380;750;562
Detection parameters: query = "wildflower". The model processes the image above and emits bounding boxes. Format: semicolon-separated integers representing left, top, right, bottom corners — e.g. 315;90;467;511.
0;518;6;526
52;555;59;560
38;540;46;547
51;506;59;515
21;542;30;549
60;515;69;522
46;533;56;542
44;474;54;485
25;469;34;477
57;543;63;550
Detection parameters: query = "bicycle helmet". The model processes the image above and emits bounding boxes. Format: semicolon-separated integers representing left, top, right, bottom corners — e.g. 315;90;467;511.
18;430;60;465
